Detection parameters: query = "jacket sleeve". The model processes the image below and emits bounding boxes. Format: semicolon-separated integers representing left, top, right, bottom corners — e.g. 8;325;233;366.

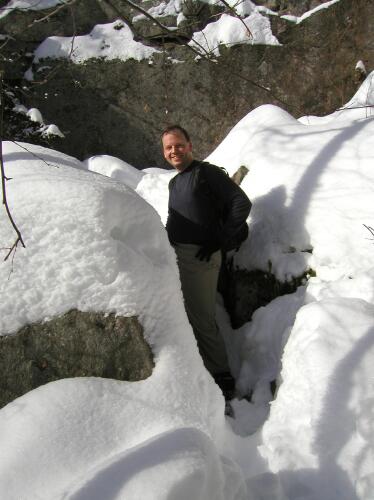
203;164;251;245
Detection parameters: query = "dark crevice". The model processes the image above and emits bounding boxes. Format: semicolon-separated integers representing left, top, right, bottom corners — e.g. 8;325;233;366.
219;258;314;329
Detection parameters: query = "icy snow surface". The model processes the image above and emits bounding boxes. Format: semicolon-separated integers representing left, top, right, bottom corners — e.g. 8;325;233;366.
1;73;374;499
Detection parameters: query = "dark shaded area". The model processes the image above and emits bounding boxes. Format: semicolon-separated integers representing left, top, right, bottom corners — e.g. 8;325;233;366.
2;86;59;148
219;262;313;329
0;309;154;409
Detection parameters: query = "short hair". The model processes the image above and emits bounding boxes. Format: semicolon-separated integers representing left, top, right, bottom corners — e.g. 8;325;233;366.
161;125;190;143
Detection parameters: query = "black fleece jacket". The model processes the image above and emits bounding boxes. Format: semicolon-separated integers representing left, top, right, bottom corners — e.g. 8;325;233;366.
166;160;251;247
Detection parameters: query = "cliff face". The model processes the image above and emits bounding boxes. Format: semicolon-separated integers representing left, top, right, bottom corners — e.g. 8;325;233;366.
1;0;373;167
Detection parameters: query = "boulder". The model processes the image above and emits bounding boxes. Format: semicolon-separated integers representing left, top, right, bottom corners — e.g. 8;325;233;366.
0;310;154;409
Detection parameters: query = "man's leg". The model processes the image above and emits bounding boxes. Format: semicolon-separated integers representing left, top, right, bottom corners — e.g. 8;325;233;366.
174;243;230;375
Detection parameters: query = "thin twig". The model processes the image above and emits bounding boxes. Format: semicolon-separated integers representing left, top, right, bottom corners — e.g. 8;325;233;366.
363;224;374;241
9;141;60;168
119;0;302;111
336;105;374;111
1;73;26;260
68;1;77;60
0;144;26;261
219;0;252;39
27;0;78;27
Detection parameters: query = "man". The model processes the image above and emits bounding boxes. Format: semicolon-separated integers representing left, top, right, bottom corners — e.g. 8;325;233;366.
162;125;251;397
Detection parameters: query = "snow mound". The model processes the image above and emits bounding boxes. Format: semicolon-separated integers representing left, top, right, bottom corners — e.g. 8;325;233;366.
83;155;144;189
207;104;298;175
189;12;279;57
32;21;158;65
207;101;374;282
259;298;374;499
0;141;244;499
0;142;172;333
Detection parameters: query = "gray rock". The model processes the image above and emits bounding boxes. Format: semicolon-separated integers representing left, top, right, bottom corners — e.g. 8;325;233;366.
0;310;154;409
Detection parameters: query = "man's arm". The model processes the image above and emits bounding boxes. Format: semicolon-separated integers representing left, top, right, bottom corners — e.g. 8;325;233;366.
204;164;252;245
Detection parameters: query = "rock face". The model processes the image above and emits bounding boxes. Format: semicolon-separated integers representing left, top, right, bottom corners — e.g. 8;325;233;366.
1;0;374;166
0;310;154;409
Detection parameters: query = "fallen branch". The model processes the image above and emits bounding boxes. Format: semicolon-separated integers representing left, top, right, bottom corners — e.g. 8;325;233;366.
363;224;374;241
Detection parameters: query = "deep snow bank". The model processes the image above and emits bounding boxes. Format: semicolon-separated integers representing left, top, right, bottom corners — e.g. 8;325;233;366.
207;73;374;499
0;141;245;499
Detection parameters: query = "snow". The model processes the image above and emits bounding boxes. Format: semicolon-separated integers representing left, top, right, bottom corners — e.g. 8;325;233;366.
133;0;186;26
281;0;341;24
26;107;44;123
32;21;158;65
260;298;374;499
82;155;174;222
25;2;280;67
83;155;145;190
356;60;367;74
206;77;374;282
189;12;280;57
1;70;374;500
0;141;241;499
13;100;64;137
42;123;64;137
17;0;342;68
0;0;62;19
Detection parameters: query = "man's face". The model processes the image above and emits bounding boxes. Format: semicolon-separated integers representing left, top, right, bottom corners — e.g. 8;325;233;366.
162;131;193;172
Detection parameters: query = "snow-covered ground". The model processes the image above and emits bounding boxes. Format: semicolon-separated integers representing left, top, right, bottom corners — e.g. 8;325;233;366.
1;62;374;500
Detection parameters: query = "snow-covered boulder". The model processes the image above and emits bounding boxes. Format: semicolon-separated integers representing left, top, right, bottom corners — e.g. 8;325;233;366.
0;141;241;500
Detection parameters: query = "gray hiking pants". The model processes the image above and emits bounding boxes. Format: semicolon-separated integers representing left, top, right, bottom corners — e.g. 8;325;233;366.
174;243;230;375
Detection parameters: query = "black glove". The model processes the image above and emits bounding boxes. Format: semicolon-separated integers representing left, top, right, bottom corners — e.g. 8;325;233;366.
195;241;221;262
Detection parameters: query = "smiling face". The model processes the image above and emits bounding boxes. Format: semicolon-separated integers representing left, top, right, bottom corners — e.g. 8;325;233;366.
162;130;193;172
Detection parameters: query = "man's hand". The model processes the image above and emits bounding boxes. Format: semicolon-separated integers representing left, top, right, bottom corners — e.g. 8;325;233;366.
195;241;221;262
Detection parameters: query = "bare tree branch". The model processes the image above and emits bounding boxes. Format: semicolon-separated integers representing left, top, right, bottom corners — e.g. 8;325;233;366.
9;140;60;168
116;0;302;112
1;73;26;262
27;0;78;27
218;0;252;39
